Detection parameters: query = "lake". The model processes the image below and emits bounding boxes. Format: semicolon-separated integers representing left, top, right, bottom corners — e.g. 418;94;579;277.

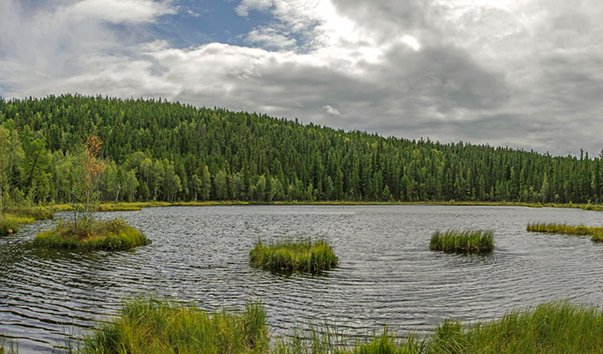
1;205;602;352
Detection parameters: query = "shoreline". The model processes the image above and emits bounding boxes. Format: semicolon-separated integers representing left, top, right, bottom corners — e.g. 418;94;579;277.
48;200;603;212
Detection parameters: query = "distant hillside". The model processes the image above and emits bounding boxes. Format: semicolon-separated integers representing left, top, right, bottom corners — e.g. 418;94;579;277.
0;95;601;204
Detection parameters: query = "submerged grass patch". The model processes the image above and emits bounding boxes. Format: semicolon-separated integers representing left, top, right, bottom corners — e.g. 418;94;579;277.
33;219;150;251
527;223;603;243
83;298;269;354
250;240;338;274
429;229;494;254
83;300;602;354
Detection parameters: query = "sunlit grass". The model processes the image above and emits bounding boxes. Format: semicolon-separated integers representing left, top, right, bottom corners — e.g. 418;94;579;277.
429;229;494;254
83;298;269;354
527;223;603;243
82;300;602;354
250;240;339;274
33;219;150;251
428;302;603;354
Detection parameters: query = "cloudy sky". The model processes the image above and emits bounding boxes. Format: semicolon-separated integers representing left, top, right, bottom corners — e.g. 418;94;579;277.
1;0;602;155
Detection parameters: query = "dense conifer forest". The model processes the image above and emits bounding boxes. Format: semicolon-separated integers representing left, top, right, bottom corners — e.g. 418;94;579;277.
0;95;601;205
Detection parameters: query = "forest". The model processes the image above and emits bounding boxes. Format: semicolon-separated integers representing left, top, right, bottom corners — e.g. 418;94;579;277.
0;94;601;206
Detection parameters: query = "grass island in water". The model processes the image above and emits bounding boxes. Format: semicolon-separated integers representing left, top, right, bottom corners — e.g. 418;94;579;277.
81;298;602;354
527;223;603;243
430;229;494;255
250;239;338;274
33;218;150;251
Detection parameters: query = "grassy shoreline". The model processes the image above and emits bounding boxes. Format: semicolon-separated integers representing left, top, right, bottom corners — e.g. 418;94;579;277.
527;223;603;243
46;200;603;212
81;299;603;354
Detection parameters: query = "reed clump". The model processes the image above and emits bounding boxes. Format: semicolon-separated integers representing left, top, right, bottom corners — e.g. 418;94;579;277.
250;240;338;274
429;229;494;254
33;218;150;251
527;223;603;243
83;298;269;354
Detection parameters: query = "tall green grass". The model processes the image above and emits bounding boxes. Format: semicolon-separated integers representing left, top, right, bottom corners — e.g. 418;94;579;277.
83;300;602;354
33;219;150;251
429;230;494;254
83;298;269;354
428;302;603;354
250;240;339;273
527;223;603;243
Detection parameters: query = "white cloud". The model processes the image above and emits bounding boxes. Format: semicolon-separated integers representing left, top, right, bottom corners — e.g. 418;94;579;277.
323;105;341;116
246;27;296;50
67;0;175;24
236;0;274;16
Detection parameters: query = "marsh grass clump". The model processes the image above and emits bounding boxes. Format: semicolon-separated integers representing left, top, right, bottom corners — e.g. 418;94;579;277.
429;229;494;254
250;240;338;274
528;223;603;243
429;302;603;354
33;218;150;251
83;298;269;354
0;214;35;236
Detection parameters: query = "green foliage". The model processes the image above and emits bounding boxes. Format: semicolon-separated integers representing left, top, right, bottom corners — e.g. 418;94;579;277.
430;230;494;254
429;302;603;354
250;240;339;274
0;214;35;236
83;298;269;354
83;300;602;354
527;223;603;243
1;95;602;204
32;218;150;251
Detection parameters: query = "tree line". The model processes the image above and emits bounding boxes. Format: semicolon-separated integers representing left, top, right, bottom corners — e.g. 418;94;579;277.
0;94;601;207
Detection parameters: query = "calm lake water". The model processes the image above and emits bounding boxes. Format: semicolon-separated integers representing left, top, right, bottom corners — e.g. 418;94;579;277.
1;205;602;352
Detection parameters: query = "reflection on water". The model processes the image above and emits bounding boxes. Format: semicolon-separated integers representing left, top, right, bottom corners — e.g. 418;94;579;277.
1;205;602;352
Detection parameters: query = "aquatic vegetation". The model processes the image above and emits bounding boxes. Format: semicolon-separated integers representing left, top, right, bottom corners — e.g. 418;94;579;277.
83;300;602;354
0;214;35;236
429;229;494;254
250;240;338;273
428;302;603;354
83;298;269;354
527;223;603;243
33;219;150;251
